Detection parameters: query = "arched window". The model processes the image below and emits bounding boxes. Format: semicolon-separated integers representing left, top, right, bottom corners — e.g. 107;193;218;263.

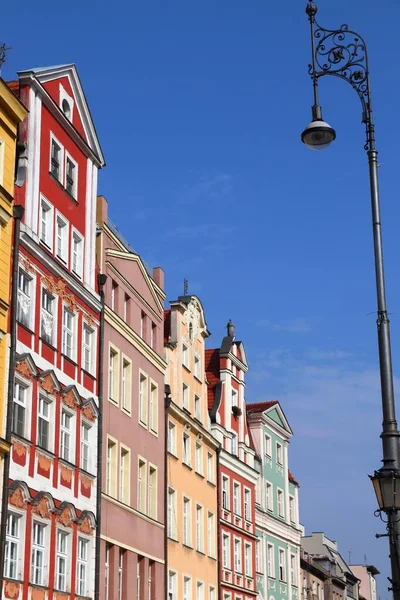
62;99;71;119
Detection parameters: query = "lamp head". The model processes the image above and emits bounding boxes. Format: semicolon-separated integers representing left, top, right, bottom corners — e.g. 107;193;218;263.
369;468;400;513
301;119;336;150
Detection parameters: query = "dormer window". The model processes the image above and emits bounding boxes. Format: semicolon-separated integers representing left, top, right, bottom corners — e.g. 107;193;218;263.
59;85;74;121
62;99;71;119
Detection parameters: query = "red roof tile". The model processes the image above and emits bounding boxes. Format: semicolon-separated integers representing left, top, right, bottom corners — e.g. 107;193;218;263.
288;470;299;485
205;348;220;411
6;80;19;93
246;400;278;414
164;309;171;344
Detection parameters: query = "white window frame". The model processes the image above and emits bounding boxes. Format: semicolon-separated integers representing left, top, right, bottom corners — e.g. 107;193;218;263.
60;407;74;462
222;475;230;510
182;382;189;410
196;580;204;600
194;394;201;420
71;228;84;278
138;457;147;513
5;512;22;580
56;529;69;592
168;571;177;600
222;532;230;569
50;133;64;183
41;286;56;347
279;548;286;582
76;535;90;596
62;305;76;361
55;212;69;265
195;503;203;552
266;481;273;512
207;511;215;558
39;196;54;249
289;495;295;523
244;487;251;521
139;370;148;425
59;85;74;121
265;434;272;457
106;437;117;497
37;395;52;451
81;421;91;472
233;482;241;516
291;553;297;586
277;488;285;518
148;464;157;519
65;151;78;199
231;389;238;408
82;323;95;374
207;452;214;483
195;442;203;475
183;496;191;547
17;268;34;330
234;538;242;573
245;542;252;577
149;379;158;435
256;539;261;573
209;587;216;600
194;354;201;380
182;343;189;368
31;520;47;586
109;345;120;404
168;420;177;455
119;445;131;505
276;441;283;465
121;357;132;413
183;432;191;466
12;379;28;438
167;487;177;540
267;543;275;578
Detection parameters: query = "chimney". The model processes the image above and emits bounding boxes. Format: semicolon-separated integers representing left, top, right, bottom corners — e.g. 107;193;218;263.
227;319;235;338
96;195;108;225
153;267;164;290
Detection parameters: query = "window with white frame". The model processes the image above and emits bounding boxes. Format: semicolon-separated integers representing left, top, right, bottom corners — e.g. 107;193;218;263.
139;373;148;425
256;539;261;573
276;442;283;465
207;452;214;483
231;433;237;456
279;548;286;581
231;389;238;408
105;544;110;600
168;421;176;455
40;198;53;248
38;395;51;450
289;496;295;523
194;354;200;379
12;381;27;437
209;587;216;600
291;554;297;586
234;539;241;573
56;530;69;591
62;307;75;360
266;481;273;512
50;136;63;182
106;438;117;497
167;488;177;540
182;343;189;368
60;408;72;461
277;489;284;518
120;447;130;504
265;434;272;457
233;482;241;515
150;322;156;349
244;488;251;521
31;521;46;585
183;496;191;546
168;571;177;600
303;577;308;599
149;382;158;434
71;231;83;278
5;512;21;579
138;459;147;513
56;214;68;263
222;476;229;510
118;550;124;600
17;269;32;329
183;433;190;466
195;443;202;475
137;560;141;600
222;533;230;569
245;543;252;577
65;154;77;199
76;537;89;596
111;281;118;312
196;581;204;600
194;394;201;420
109;348;119;402
183;576;191;600
81;422;91;471
267;543;275;578
148;465;157;519
41;288;55;346
123;294;129;322
82;324;94;374
207;512;215;558
182;383;189;410
122;359;131;412
196;504;203;552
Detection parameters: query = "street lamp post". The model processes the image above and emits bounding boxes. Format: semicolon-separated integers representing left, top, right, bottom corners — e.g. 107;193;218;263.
301;3;400;597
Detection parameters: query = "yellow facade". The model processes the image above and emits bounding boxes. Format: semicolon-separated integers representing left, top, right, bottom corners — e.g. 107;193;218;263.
165;296;219;600
0;79;27;449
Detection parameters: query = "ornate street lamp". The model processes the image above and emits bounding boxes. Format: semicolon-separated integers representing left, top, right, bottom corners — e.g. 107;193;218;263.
302;3;400;598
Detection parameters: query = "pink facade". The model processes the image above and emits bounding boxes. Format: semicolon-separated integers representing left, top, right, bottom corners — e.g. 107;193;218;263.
97;196;166;599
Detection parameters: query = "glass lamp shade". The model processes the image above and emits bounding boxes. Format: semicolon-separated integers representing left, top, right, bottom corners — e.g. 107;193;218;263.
301;119;336;150
370;469;400;512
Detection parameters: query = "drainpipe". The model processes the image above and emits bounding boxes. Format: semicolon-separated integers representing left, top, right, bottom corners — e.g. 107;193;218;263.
0;205;24;594
94;273;107;600
164;384;171;600
216;445;222;600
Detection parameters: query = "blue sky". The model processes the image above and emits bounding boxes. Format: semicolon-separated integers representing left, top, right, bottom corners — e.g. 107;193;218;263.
4;0;400;592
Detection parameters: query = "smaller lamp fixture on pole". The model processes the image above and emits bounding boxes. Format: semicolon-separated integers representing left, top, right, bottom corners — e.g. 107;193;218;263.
370;469;400;513
301;105;336;151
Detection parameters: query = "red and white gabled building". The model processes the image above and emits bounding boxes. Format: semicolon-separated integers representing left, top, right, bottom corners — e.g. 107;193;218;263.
4;65;104;600
205;321;258;600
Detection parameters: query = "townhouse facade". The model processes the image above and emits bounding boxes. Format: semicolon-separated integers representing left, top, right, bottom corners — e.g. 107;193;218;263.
164;295;219;600
247;401;302;600
3;64;104;600
350;565;379;600
96;195;166;599
205;321;258;600
300;554;328;600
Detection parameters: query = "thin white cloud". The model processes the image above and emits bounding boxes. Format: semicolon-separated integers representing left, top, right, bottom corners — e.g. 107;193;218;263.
257;318;311;333
179;173;234;204
164;223;236;240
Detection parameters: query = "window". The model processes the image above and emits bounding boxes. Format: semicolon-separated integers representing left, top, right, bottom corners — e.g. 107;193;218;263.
222;476;229;510
5;513;20;579
183;497;191;546
111;281;118;311
83;325;94;373
56;215;68;263
41;288;55;346
60;409;72;461
207;512;215;558
12;381;26;437
234;539;241;573
183;433;190;466
72;231;83;277
265;434;272;457
109;348;119;402
81;423;90;471
38;396;51;450
105;545;110;600
140;311;145;338
194;355;200;379
149;382;158;434
233;482;241;515
267;543;275;578
195;443;202;475
65;155;77;198
207;453;214;483
148;466;157;519
17;269;32;328
56;530;69;591
279;548;286;581
123;294;130;322
137;559;141;600
244;488;251;521
150;322;156;349
106;439;117;496
51;137;62;181
120;447;130;504
40;198;53;248
62;307;75;359
222;533;230;569
277;489;284;518
62;99;71;119
194;395;201;420
256;539;261;573
184;576;192;600
266;482;273;512
138;459;147;512
182;383;189;410
289;496;295;523
196;504;203;552
168;421;176;455
245;543;252;576
303;577;308;600
31;521;46;585
231;433;237;456
139;373;148;425
277;442;283;465
196;581;204;600
168;571;177;600
76;537;89;596
182;344;189;368
122;359;131;412
231;389;238;407
209;587;216;600
167;488;177;540
118;550;124;600
291;554;297;586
